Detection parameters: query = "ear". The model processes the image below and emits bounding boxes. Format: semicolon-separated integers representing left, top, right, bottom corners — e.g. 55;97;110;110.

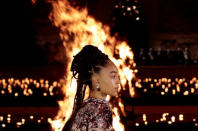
91;73;100;85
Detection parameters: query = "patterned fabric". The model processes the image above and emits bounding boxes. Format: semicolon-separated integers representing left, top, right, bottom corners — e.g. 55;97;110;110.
71;97;114;131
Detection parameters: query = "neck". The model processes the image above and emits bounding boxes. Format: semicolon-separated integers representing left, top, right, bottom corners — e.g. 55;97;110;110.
89;90;107;100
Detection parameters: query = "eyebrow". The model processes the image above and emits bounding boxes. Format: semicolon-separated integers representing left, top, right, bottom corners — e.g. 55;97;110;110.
110;71;117;74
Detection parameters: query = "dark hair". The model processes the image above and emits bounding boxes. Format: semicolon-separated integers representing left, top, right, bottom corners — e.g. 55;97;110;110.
63;45;109;130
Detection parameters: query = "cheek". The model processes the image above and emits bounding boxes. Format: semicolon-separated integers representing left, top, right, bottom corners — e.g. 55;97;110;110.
105;78;115;89
110;78;116;87
100;76;114;88
100;77;118;96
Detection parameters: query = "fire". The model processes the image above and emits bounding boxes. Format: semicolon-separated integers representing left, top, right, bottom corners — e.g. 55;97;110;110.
113;107;125;130
44;0;136;130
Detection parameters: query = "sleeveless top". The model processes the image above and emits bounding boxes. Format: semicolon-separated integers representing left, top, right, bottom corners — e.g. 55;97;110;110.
71;97;114;131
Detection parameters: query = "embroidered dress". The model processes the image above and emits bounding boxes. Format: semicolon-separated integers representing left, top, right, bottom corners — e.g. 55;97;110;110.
71;97;114;131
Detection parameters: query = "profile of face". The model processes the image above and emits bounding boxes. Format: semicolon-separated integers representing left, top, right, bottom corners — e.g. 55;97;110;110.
92;60;121;97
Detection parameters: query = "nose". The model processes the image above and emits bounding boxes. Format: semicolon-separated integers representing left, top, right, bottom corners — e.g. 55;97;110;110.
116;76;121;84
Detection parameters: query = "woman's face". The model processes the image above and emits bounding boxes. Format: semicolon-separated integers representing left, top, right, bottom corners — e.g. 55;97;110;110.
97;60;121;97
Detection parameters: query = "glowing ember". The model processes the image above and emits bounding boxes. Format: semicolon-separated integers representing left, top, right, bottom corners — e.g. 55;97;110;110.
31;0;36;5
45;0;136;130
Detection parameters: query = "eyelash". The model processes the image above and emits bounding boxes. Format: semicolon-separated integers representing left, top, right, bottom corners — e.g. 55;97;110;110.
112;75;117;78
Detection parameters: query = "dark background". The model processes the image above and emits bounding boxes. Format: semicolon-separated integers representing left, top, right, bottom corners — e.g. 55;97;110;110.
0;0;149;66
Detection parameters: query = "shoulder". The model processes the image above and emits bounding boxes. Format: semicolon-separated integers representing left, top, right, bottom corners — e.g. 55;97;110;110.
77;98;112;119
83;97;111;110
71;98;113;131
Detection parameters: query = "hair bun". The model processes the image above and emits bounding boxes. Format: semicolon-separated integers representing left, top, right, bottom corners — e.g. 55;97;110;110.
71;45;109;81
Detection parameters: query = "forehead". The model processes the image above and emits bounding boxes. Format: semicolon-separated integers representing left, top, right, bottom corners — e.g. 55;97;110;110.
100;60;118;74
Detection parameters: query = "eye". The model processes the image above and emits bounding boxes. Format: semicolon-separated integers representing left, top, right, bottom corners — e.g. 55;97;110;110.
111;74;117;79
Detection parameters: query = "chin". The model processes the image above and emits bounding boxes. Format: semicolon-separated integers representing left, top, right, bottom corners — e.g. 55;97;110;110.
111;92;118;97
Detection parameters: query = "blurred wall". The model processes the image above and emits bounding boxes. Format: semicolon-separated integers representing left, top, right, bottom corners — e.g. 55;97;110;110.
140;0;198;59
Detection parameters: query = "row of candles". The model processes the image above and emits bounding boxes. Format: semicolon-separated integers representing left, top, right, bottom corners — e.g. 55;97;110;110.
135;77;198;96
0;78;63;97
0;113;197;129
0;77;198;97
134;113;198;127
0;114;50;128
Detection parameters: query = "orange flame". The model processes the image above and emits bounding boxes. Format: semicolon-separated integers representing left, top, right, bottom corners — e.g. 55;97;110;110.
47;0;136;130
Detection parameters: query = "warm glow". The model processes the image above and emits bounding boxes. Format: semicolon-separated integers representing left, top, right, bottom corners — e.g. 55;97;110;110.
2;124;6;128
112;107;125;130
171;116;175;122
143;114;147;121
179;114;184;121
31;0;36;5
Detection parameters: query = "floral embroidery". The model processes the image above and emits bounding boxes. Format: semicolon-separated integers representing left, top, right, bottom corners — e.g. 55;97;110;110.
71;98;114;131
